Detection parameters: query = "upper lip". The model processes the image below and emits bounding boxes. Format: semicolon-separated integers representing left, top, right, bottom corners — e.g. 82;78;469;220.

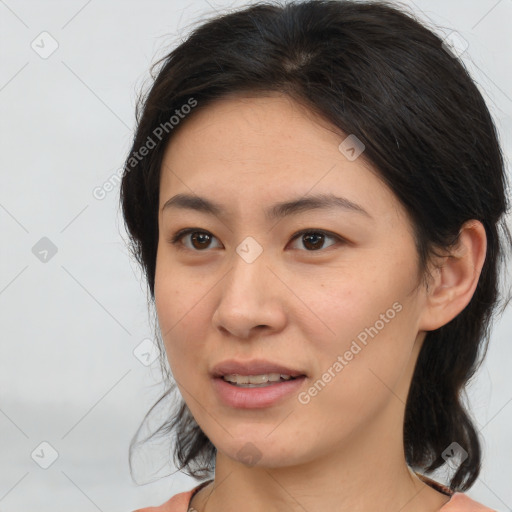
211;359;307;378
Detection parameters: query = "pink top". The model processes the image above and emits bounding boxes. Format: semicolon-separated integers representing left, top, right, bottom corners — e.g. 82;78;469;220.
133;474;497;512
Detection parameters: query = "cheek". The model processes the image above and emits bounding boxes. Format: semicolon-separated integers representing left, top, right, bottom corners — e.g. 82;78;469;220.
296;260;418;404
294;261;409;348
154;262;209;373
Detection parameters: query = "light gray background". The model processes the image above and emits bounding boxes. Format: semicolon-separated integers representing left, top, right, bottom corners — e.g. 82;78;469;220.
0;1;511;511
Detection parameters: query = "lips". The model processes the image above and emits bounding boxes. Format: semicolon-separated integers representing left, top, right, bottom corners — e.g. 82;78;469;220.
211;359;307;378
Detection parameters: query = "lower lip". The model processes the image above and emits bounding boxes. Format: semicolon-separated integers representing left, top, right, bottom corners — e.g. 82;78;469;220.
212;376;307;409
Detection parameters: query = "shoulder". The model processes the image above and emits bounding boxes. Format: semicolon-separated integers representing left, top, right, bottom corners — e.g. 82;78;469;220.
132;480;213;512
132;489;192;512
415;472;496;512
440;492;498;511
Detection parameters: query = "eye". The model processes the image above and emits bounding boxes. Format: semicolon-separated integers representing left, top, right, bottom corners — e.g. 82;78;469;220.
168;228;343;252
169;228;222;251
288;229;341;251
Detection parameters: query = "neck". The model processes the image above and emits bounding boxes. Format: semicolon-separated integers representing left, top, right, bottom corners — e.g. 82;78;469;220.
191;412;451;512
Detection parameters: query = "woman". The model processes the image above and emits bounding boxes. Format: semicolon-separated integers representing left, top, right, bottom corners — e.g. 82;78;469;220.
121;1;510;511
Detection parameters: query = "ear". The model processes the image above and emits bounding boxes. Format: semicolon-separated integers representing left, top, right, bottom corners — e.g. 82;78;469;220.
418;220;487;332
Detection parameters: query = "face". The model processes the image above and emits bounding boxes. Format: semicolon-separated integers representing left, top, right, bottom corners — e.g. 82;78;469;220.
154;93;429;469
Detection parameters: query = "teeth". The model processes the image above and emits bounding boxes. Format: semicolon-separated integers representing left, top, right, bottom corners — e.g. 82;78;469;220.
222;373;294;385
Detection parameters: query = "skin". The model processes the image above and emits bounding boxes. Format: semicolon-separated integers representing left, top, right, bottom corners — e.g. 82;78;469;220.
154;92;487;512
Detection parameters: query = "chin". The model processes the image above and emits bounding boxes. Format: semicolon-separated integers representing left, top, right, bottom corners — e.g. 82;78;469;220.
218;434;305;468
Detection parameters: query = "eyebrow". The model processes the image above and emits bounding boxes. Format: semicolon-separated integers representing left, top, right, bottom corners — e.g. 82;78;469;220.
161;192;371;220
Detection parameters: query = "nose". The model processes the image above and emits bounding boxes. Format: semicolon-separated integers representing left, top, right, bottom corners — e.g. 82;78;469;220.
211;250;287;339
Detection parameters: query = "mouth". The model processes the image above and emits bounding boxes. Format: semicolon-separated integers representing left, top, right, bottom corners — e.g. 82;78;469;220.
211;358;307;380
220;373;303;387
210;359;308;408
211;374;307;408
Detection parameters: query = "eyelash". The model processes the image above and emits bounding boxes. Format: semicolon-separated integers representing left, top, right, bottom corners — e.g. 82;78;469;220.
167;228;345;252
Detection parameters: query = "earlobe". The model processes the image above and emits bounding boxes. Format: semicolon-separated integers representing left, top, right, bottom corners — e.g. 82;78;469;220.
418;220;487;332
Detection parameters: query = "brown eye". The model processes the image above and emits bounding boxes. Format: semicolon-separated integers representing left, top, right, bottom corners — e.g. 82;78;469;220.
190;232;212;249
289;230;339;251
170;229;222;251
169;228;342;252
302;232;325;250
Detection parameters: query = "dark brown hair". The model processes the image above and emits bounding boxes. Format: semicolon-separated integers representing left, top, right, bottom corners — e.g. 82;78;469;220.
120;0;511;491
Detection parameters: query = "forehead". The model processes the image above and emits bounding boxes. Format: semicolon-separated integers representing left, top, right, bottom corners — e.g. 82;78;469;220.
164;92;347;166
158;93;405;225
